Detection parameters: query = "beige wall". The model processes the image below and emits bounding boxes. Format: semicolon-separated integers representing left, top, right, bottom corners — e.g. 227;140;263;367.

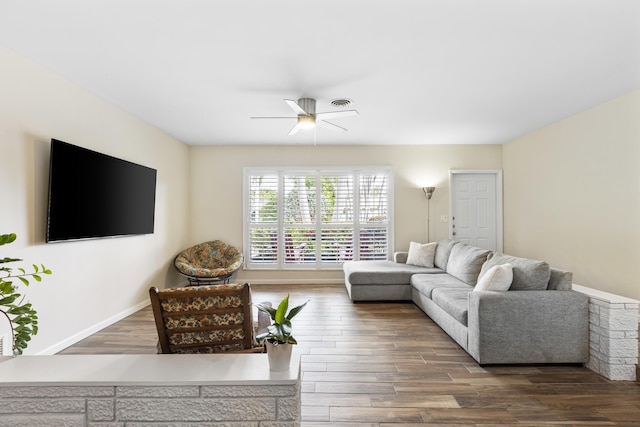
0;46;190;354
503;91;640;300
189;144;503;284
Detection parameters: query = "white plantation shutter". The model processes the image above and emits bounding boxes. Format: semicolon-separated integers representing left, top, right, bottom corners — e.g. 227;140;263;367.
358;174;389;260
244;167;392;269
283;172;316;266
247;174;279;266
320;174;354;264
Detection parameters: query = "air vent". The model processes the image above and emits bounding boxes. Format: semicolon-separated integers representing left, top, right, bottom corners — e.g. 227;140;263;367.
330;98;352;108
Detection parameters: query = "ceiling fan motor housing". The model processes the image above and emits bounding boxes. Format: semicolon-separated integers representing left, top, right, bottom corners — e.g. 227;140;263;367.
297;98;316;115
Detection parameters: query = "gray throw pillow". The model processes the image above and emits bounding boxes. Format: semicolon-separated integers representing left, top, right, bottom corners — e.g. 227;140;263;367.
446;243;491;285
479;253;551;291
547;268;573;291
434;239;460;270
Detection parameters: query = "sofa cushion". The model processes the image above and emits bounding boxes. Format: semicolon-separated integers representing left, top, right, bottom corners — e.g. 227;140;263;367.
343;261;442;285
431;288;471;326
446;243;491;285
474;263;513;291
434;239;459;270
480;253;550;291
406;241;437;268
547;268;573;291
411;273;471;298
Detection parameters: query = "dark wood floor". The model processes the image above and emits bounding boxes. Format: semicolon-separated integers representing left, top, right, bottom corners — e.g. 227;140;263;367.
61;284;640;426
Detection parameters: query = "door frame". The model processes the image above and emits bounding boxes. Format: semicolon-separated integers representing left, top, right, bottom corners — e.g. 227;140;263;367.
449;169;503;252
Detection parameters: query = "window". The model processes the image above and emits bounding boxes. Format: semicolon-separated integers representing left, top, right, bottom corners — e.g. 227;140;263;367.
244;167;393;269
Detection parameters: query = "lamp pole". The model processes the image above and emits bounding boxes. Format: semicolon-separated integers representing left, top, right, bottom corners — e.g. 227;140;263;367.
422;187;435;242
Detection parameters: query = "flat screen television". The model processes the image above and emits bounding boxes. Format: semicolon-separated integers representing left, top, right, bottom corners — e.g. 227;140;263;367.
46;139;157;242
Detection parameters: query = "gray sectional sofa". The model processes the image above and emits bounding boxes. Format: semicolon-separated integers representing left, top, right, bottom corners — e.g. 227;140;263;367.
343;239;590;365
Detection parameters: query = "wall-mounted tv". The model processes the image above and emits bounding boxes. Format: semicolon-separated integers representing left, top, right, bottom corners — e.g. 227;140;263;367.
46;139;157;242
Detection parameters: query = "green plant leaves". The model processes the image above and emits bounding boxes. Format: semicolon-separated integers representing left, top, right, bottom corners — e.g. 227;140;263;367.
286;300;308;320
0;232;51;355
274;294;289;325
0;294;19;305
8;304;34;315
256;302;276;319
255;294;307;345
0;233;17;246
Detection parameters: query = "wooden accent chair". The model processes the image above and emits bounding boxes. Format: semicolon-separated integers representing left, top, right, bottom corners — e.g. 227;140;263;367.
149;282;267;354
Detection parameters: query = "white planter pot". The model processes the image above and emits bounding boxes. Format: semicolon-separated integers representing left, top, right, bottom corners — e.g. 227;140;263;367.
266;341;293;372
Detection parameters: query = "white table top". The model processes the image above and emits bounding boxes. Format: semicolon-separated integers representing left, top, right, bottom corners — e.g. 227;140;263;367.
0;353;300;386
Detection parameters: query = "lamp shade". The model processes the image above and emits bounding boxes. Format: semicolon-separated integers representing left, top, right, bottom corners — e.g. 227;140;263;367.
423;186;435;200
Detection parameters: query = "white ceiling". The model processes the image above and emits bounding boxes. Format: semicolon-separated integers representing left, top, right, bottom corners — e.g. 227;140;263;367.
1;0;638;146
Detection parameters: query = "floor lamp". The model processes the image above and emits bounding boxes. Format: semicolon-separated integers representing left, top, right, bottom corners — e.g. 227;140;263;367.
423;187;435;242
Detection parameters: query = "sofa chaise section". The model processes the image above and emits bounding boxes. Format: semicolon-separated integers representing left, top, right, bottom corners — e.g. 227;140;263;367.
343;260;443;301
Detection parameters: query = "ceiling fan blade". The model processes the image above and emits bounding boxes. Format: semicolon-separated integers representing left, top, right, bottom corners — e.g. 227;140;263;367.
288;122;303;135
284;99;308;115
250;116;296;119
315;110;359;120
317;120;348;133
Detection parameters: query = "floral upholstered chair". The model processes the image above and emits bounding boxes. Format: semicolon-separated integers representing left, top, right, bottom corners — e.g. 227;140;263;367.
173;240;244;285
149;283;268;354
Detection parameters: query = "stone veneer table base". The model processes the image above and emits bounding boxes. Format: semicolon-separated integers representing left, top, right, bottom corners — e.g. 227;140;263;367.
574;284;639;381
0;353;300;427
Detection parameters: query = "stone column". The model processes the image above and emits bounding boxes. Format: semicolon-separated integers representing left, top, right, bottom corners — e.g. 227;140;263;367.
574;284;639;381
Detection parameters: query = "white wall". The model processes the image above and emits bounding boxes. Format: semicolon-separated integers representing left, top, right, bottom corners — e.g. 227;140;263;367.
189;144;502;284
0;46;190;354
503;91;640;300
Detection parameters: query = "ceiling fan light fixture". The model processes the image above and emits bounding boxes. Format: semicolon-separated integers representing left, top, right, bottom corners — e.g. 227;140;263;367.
253;97;357;136
298;115;316;129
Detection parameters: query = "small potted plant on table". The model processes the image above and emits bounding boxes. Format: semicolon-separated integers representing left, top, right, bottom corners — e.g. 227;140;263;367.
256;294;307;371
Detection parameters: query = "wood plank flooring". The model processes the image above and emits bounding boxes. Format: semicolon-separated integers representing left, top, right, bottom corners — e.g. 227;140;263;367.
60;284;640;426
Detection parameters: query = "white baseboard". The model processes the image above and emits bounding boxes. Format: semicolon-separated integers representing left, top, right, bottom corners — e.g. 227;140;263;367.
37;300;150;355
243;279;344;285
172;277;344;287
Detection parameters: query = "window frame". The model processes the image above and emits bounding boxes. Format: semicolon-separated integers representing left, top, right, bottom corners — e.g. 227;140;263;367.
243;166;394;270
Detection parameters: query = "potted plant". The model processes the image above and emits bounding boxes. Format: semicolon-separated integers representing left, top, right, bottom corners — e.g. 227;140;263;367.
0;233;51;356
256;294;308;371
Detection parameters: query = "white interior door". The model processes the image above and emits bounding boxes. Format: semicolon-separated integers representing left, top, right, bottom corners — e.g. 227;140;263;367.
450;171;503;252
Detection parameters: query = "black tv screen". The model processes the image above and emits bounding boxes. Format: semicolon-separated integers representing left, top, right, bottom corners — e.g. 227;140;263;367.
46;139;157;242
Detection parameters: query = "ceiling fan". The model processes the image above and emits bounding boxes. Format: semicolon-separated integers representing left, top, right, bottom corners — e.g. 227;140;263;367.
250;98;359;135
